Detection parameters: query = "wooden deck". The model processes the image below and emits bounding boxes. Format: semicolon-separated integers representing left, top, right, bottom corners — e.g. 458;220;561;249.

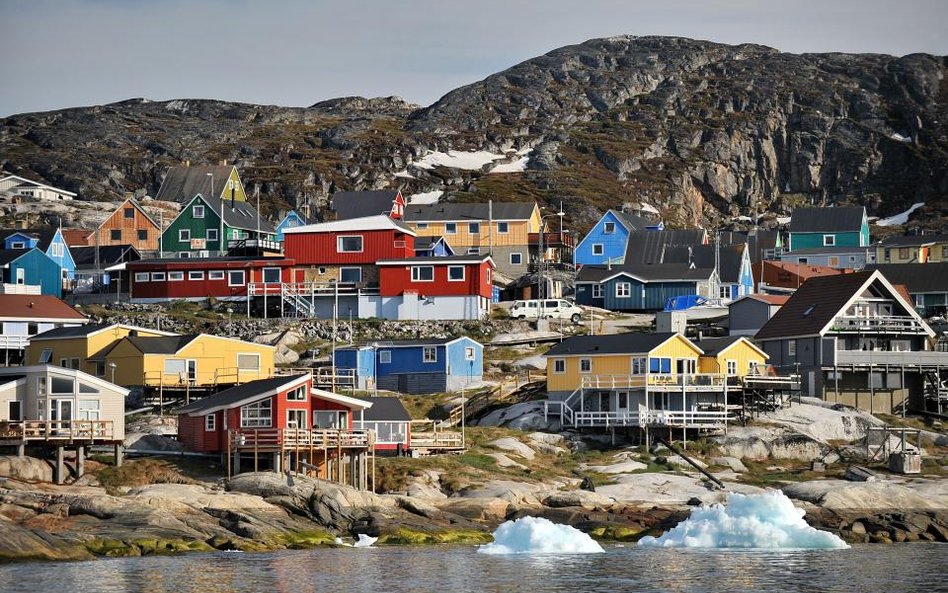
581;373;728;392
0;420;117;444
408;420;464;453
230;428;372;452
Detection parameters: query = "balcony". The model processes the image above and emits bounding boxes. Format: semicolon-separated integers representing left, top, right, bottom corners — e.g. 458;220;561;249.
580;373;728;392
828;315;928;334
230;428;371;451
544;402;732;429
529;231;575;249
833;349;948;367
0;420;115;442
227;238;283;257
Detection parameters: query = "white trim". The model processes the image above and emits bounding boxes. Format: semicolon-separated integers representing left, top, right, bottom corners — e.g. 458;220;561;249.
227;270;246;287
337;235;364;253
168;271;184;282
282;215;416;236
411;266;435;282
447;265;465;282
188;271;205;281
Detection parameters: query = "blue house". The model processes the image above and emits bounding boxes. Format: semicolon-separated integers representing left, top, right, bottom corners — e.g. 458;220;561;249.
574;210;662;266
663;243;754;299
275;210;308;242
0;248;63;297
334;337;483;394
575;263;716;311
1;228;76;286
788;206;869;251
414;236;455;257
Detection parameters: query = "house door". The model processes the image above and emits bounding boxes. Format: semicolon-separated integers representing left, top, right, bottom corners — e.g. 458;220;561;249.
676;359;696;375
8;401;21;421
287;409;307;430
616;392;630;413
15;268;24;284
50;398;73;430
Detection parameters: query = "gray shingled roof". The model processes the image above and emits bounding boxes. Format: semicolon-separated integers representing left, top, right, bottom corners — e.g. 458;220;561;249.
125;335;198;354
71;245;141;268
32;323;114;340
200;195;275;233
403;202;535;222
879;234;948;248
662;244;745;283
624;229;708;264
719;229;780;264
693;336;745;356
154;165;236;203
546;332;680;356
0;227;58;251
360;397;411;422
576;263;714;283
789;207;865;234
0;248;32;266
611;210;655;232
755;271;875;340
866;263;948;293
177;375;308;415
332;191;400;220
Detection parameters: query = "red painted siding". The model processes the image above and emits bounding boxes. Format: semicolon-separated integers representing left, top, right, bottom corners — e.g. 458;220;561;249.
129;258;296;300
379;261;493;298
284;229;414;266
177;411;224;453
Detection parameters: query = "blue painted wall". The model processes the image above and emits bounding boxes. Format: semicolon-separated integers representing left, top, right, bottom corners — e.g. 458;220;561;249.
6;249;62;297
445;337;483;382
603;276;699;311
334;337;483;381
574;284;605;308
574;211;631;266
3;232;37;250
275;211;306;241
45;229;76;280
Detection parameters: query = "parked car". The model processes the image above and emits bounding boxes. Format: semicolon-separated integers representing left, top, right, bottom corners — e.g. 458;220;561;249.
510;299;584;323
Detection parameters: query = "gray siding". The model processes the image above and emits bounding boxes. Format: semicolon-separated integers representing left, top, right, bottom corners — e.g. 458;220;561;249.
378;373;448;394
728;300;771;336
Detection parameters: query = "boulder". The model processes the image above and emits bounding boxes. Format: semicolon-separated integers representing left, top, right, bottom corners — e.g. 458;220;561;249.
489;437;536;460
0;456;54;482
486;453;527;470
476;402;560;431
542;490;614;509
457;480;545;505
586;460;648;474
712;457;747;473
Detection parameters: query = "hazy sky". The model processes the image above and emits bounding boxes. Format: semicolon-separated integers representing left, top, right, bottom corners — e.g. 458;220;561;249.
2;0;946;117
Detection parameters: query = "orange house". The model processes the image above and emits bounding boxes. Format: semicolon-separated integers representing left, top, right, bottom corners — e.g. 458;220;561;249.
89;199;162;252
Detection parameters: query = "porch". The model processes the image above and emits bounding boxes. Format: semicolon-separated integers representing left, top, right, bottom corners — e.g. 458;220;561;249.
580;373;729;392
0;420;123;484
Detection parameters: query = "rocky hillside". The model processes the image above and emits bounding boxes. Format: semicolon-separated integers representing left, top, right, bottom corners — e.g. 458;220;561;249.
2;36;946;230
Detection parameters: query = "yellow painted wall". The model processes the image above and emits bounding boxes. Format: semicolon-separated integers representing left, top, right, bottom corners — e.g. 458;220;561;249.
25;326;168;378
877;243;948;264
697;339;768;376
219;168;247;203
407;205;540;249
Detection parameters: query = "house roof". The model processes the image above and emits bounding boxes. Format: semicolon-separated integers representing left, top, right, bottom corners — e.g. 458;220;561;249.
0;174;77;197
197;195;274;233
610;210;656;232
782;246;873;255
282;214;415;236
0;248;32;265
376;254;493;266
177;375;311;416
403;202;536;222
545;332;690;356
789;207;865;234
662;244;746;283
878;234;948;248
0;227;58;251
101;198;161;231
71;245;141;268
576;263;714;284
866;263;948;294
755;260;847;285
124;335;199;354
733;294;791;306
331;190;400;220
31;323;176;341
694;336;767;359
624;229;708;264
342;337;476;348
154;165;236;203
719;229;780;264
359;397;411;422
62;229;93;246
0;295;87;321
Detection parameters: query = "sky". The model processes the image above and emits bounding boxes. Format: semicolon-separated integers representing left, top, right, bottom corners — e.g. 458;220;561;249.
2;0;947;117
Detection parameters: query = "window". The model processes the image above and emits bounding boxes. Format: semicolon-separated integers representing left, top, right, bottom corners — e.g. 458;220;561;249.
465;346;476;360
207;228;218;241
445;223;457;234
179;229;191;242
797;257;808;264
448;266;465;281
828;256;840;267
632;357;646;374
899;247;910;259
237;353;260;371
241;400;272;428
188;271;204;280
467;247;481;255
228;270;245;286
179;252;191;259
579;358;592;373
287;409;307;429
337;235;363;252
726;360;737;375
262;267;281;283
95;361;106;377
193;205;205;218
592;243;604;256
10;241;25;249
603;222;616;234
416;223;428;230
592;284;603;299
823;234;835;246
942;245;948;259
719;285;731;299
77;400;99;420
110;230;122;241
286;385;307;401
8;401;21;421
469;222;480;234
423;347;437;363
497;222;509;234
205;414;216;431
553;359;566;374
884;249;891;261
509;253;523;265
39;348;52;363
168;271;184;281
151;272;166;281
138;229;148;241
124;207;135;219
340;267;362;283
412;266;434;281
51;376;74;393
379;350;392;364
51;243;64;257
135;272;149;282
788;340;797;357
209;271;225;280
313;411;345;429
616;282;631;298
649;357;672;373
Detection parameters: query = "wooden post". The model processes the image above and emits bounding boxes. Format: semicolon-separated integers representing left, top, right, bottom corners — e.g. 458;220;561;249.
113;443;123;467
254;432;259;473
226;432;232;479
76;445;85;479
56;445;65;484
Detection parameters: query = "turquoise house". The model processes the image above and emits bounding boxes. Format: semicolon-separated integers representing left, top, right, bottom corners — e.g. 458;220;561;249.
0;248;63;297
788;206;869;251
574;210;662;266
275;210;307;242
1;228;76;284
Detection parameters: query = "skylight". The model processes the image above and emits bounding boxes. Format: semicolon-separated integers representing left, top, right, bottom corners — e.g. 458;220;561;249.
803;305;816;317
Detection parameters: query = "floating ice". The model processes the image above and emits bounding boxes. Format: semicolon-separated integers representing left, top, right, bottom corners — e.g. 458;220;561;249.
638;491;849;549
334;534;378;548
876;202;925;227
477;516;604;555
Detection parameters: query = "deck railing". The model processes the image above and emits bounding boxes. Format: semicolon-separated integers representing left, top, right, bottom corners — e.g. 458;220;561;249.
543;402;731;428
231;428;371;450
0;420;114;441
580;373;727;390
829;315;927;334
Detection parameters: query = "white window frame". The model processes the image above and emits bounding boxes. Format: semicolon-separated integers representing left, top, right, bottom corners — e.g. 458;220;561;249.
726;360;737;375
228;270;246;286
616;282;631;298
207;228;218;242
603;222;616;234
209;271;225;281
134;272;150;282
39;348;53;364
468;222;480;234
592;284;604;299
237;353;261;371
579;358;592;373
262;267;281;284
448;266;465;282
188;271;205;280
415;223;428;230
719;285;732;299
10;241;25;249
509;252;523;265
240;400;272;428
193;205;205;219
51;243;64;257
337;235;364;253
788;340;797;357
591;243;604;256
464;346;476;360
445;223;457;234
466;247;481;255
553;359;566;374
286;385;307;401
632;357;646;375
497;222;509;234
205;414;216;431
379;350;392;364
339;267;362;283
179;229;191;242
151;272;166;281
823;234;835;246
422;346;437;363
412;266;434;282
168;271;184;281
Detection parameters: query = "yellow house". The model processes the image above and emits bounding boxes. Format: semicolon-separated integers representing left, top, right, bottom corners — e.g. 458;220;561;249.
100;333;275;387
545;332;703;395
26;324;176;379
696;336;769;377
403;201;541;276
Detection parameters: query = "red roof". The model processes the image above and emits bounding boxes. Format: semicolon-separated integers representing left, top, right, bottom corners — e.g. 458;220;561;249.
0;295;87;321
747;294;791;305
62;229;92;246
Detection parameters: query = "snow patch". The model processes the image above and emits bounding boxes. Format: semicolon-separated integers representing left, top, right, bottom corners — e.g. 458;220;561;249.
477;516;604;555
393;169;415;179
638;491;848;549
891;133;912;143
876;202;925;227
490;156;530;174
408;190;443;204
776;216;791;225
334;534;378;548
414;150;512;171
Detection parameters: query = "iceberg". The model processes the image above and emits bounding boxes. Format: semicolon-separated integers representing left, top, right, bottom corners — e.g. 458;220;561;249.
638;491;848;549
477;516;604;555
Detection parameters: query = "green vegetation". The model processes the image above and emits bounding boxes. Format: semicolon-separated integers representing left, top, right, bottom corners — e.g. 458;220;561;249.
94;458;209;495
376;528;492;546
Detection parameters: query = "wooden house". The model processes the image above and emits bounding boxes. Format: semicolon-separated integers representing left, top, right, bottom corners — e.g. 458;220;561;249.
754;260;848;293
375;255;494;320
160;194;275;257
334;337;484;394
780;246;875;270
87;198;162;252
574;263;717;311
0;295;88;365
574;210;662;266
728;294;789;336
413;236;455;257
275;210;308;241
0;248;65;297
352;397;412;453
867;263;948;315
0;174;76;201
788;206;869;251
1;228;76;289
154;164;247;204
70;245;141;294
876;233;948;265
331;190;405;221
176;375;373;487
663;243;754;299
127;256;297;304
694;336;768;377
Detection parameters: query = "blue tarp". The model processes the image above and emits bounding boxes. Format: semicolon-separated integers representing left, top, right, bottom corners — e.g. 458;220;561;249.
663;294;707;311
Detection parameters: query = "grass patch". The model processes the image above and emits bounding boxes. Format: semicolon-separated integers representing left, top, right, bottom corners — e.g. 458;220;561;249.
94;457;203;495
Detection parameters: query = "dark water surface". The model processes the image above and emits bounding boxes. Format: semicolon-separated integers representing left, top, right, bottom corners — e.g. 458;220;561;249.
1;543;946;593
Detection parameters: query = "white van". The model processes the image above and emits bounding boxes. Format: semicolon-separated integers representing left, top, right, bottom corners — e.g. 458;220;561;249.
510;299;584;323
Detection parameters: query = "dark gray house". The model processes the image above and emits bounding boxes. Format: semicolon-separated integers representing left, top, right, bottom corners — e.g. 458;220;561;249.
728;294;789;336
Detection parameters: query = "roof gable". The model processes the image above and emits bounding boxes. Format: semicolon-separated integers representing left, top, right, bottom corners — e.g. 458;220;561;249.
283;214;415;236
154;165;237;203
545;332;691;357
403;202;536;222
100;198;161;231
789;207;866;234
332;190;402;220
178;375;311;415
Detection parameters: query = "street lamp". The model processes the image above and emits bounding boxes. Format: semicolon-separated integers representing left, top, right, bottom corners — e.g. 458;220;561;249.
108;362;117;384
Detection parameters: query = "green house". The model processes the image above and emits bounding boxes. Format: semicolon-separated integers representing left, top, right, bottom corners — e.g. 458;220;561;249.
788;206;868;251
160;194;275;257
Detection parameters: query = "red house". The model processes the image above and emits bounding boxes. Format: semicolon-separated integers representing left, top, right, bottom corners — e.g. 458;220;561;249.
283;215;416;267
177;375;373;486
128;257;299;303
377;254;494;299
